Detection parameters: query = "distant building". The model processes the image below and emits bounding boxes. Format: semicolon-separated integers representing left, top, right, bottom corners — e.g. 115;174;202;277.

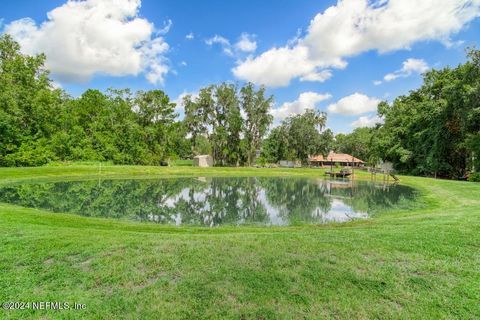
193;155;213;167
308;152;365;167
279;160;301;168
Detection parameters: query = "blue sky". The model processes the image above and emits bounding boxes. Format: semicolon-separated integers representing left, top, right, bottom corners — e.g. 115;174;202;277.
1;0;479;133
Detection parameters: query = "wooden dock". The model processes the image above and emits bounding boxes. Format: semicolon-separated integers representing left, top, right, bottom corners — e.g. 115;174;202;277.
325;170;352;178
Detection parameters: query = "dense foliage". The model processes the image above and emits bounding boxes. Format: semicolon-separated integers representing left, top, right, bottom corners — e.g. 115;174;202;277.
331;50;480;179
183;82;274;166
334;127;377;164
374;49;480;178
262;110;332;163
0;35;188;166
2;32;480;177
0;35;277;167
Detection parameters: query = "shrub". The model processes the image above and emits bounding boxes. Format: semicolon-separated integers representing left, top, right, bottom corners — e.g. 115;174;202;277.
468;172;480;182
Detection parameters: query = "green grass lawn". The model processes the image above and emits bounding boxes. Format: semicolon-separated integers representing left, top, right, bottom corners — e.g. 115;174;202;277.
0;165;479;319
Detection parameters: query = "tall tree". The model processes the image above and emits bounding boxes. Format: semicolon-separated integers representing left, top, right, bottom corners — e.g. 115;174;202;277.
134;90;178;163
263;109;328;163
184;82;274;166
183;94;207;154
286;109;327;162
240;83;274;166
334;127;377;164
212;83;242;166
0;34;63;166
375;48;480;177
262;126;290;163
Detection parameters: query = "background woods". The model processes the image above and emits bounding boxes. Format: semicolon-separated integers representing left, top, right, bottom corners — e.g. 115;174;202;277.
1;34;480;179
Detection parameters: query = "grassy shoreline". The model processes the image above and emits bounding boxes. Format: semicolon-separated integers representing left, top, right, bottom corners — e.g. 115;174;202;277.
0;165;346;184
1;166;479;319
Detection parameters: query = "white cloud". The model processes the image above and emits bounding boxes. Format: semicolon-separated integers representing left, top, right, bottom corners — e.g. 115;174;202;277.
159;19;172;35
205;35;230;46
205;35;233;56
206;33;257;56
140;38;170;85
351;115;383;128
233;0;480;87
300;69;332;82
186;32;194;40
328;93;380;115
4;0;171;85
234;33;256;53
271;92;332;122
180;61;187;66
373;80;383;86
233;46;338;87
381;58;429;83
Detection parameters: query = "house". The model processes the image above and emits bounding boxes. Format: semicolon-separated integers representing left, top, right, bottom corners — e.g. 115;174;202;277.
193;155;213;167
308;152;365;167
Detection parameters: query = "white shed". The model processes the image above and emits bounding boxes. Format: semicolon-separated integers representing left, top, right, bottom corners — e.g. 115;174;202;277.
193;155;213;167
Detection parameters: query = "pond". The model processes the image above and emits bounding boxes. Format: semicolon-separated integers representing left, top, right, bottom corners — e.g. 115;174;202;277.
0;177;418;227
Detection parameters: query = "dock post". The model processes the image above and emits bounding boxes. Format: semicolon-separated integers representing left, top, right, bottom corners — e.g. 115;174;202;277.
351;155;355;180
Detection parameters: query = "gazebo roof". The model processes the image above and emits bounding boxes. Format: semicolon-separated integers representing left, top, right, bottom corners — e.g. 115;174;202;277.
309;152;364;163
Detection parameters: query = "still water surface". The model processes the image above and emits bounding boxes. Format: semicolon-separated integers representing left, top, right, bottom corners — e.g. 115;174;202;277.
0;177;417;226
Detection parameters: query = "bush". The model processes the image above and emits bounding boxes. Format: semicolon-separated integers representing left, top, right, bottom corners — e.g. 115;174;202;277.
255;156;267;167
3;139;58;167
468;172;480;182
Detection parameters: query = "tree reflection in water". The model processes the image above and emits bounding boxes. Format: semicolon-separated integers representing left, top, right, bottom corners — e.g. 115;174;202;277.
0;177;417;226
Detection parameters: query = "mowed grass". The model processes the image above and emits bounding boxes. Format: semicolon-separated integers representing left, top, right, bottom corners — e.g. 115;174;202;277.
0;165;479;319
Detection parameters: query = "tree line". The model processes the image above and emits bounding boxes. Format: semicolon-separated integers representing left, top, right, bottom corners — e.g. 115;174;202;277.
1;35;190;166
2;34;480;179
334;49;480;179
261;110;334;164
0;34;276;167
1;34;327;168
